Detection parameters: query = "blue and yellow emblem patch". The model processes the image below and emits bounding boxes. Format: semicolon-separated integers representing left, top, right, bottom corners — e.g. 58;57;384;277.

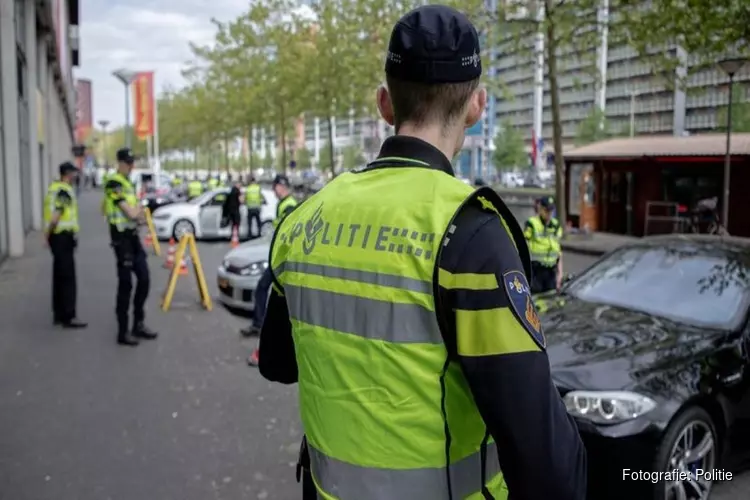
503;270;545;349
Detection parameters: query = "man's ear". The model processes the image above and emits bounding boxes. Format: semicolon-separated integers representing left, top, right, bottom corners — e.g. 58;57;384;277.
377;85;395;126
465;87;487;128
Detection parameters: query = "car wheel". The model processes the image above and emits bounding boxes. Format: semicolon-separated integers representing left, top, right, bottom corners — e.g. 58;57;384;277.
173;219;196;241
652;406;717;500
259;221;273;237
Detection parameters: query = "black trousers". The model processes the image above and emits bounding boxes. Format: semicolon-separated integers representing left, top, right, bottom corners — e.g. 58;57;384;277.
49;232;77;322
112;234;150;334
247;207;261;238
531;262;558;294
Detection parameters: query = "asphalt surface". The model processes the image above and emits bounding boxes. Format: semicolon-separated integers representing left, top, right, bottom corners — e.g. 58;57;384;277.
0;191;746;500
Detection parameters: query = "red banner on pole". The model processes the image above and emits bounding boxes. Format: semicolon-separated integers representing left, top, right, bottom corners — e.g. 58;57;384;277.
133;72;155;139
75;79;93;143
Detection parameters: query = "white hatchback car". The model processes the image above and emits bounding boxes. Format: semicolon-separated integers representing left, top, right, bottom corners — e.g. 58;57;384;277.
151;188;278;241
217;235;272;316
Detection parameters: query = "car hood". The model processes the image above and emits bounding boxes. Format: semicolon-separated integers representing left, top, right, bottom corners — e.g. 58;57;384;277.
224;238;271;267
536;292;728;393
153;202;196;217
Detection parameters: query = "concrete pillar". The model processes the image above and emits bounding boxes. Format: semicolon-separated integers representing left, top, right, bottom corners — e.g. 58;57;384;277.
26;0;42;230
0;0;25;256
37;33;50;192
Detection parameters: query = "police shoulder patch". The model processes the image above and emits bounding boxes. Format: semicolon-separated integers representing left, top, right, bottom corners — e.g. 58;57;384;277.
502;270;546;349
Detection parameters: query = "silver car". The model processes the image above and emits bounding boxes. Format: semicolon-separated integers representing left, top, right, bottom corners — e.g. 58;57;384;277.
217;235;272;316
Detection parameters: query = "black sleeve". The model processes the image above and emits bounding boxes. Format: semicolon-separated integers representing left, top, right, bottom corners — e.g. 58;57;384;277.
105;179;126;204
438;202;587;500
54;189;72;211
258;287;298;384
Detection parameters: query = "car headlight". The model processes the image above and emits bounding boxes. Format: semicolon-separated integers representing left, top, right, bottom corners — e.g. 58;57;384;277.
152;212;171;220
224;260;268;276
563;390;656;424
141;199;149;206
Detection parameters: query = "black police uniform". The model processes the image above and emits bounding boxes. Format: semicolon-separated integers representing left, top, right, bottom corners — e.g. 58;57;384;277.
106;148;157;346
257;6;587;500
48;163;87;329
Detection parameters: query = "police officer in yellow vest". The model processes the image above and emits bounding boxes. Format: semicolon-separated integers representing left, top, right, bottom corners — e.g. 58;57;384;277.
243;174;298;359
44;162;87;329
244;176;263;238
187;178;203;200
257;6;586;499
105;148;158;346
207;176;220;190
525;196;564;294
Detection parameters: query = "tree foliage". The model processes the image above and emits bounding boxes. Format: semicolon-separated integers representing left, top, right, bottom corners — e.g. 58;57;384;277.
716;85;750;133
575;107;610;146
492;121;527;171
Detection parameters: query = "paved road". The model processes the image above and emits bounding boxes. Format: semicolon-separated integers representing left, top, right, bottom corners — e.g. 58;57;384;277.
0;191;745;499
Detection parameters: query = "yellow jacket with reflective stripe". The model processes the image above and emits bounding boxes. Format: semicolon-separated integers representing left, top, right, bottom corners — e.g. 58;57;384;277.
43;181;79;233
188;180;203;197
105;172;138;232
271;165;511;500
245;183;262;207
524;215;562;266
273;195;298;228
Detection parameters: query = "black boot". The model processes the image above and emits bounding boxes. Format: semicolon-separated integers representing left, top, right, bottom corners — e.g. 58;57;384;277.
132;323;158;340
117;332;139;346
62;318;88;329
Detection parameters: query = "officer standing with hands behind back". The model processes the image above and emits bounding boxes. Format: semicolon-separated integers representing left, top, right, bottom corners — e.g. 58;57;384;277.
44;162;87;329
524;196;564;293
104;148;158;346
257;5;586;499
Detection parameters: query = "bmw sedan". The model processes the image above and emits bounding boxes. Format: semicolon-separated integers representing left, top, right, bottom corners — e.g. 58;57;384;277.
216;234;271;316
536;235;750;500
150;188;278;241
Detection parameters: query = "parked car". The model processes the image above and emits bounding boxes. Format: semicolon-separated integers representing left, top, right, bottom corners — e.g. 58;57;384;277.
216;234;272;316
150;188;277;241
536;234;750;499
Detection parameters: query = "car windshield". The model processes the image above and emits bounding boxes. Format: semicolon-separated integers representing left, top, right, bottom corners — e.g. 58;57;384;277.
188;191;215;205
566;245;750;330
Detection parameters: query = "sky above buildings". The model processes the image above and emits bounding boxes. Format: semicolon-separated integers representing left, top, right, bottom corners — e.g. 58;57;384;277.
74;0;250;129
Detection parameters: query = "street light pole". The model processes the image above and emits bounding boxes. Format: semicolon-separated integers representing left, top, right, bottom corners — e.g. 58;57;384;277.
717;57;748;230
98;119;109;165
629;90;637;137
112;69;137;148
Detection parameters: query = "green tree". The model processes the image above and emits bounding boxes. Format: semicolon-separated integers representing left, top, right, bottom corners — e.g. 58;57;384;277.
575;107;611;146
320;141;335;171
621;1;750;76
341;145;365;170
716;85;750;133
492;122;528;171
295;147;313;170
495;0;616;227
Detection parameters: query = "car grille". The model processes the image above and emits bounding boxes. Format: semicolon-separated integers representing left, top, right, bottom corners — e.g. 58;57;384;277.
242;289;253;303
226;265;244;274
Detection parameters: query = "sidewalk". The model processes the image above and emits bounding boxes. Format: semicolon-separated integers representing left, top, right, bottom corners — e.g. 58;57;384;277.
561;232;639;256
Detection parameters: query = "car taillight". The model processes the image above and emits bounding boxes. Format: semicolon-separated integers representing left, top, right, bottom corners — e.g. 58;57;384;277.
678;205;687;213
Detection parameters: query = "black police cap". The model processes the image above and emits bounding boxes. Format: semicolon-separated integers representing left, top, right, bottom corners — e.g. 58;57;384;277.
116;147;135;164
272;174;290;188
59;162;78;176
385;5;482;84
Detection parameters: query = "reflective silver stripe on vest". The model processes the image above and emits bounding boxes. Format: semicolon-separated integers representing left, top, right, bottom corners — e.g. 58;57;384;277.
284;285;442;344
275;261;432;294
310;442;501;500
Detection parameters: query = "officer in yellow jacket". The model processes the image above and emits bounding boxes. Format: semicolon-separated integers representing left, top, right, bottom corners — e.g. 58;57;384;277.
257;5;586;500
105;148;158;346
187;178;203;200
524;196;564;293
244;176;263;238
44;162;87;328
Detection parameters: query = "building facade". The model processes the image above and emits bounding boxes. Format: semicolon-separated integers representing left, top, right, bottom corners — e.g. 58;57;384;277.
0;0;79;261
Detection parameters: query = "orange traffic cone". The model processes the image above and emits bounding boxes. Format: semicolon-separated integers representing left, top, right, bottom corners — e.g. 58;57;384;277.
144;232;153;248
230;226;240;248
178;255;189;276
163;238;176;269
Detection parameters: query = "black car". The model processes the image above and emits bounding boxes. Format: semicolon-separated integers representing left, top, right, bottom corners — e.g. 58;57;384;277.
535;235;750;500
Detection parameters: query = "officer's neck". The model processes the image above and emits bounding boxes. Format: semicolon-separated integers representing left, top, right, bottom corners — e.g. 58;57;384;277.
397;124;460;162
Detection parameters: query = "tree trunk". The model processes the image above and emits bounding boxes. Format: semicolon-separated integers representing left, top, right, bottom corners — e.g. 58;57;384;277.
246;124;254;176
545;8;567;230
223;133;230;173
326;116;335;174
279;104;287;173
